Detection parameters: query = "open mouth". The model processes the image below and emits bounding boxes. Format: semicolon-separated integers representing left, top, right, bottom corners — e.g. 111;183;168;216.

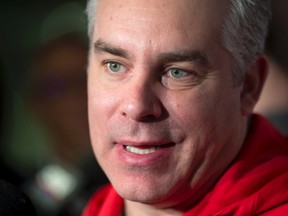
123;143;175;155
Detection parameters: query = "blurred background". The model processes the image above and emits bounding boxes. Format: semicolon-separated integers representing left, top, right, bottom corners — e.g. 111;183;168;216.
0;0;108;215
254;0;288;135
0;0;287;215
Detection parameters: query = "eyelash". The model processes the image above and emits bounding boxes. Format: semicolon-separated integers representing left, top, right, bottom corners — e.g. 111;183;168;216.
104;61;127;74
102;60;202;84
164;66;201;79
166;68;189;79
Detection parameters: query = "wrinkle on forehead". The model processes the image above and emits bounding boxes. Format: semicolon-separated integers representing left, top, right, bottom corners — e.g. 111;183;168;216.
94;0;230;64
97;4;167;26
97;0;229;15
96;0;229;31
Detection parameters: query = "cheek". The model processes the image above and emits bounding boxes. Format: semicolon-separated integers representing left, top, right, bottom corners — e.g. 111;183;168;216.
88;77;112;148
88;63;118;124
167;89;216;128
164;91;218;159
167;84;240;145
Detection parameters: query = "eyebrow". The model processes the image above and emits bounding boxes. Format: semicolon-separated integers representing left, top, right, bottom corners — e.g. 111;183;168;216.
158;51;210;67
93;39;210;67
94;39;130;59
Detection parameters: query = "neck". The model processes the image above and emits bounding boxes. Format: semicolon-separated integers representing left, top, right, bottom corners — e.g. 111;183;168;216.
124;200;182;216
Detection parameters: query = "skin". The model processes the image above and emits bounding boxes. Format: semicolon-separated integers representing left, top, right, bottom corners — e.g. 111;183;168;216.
87;0;267;215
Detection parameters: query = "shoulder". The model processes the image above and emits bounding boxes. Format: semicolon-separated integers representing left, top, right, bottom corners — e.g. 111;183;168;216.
260;203;288;216
207;115;288;215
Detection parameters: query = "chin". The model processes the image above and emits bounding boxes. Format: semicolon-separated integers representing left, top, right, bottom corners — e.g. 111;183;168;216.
112;176;178;205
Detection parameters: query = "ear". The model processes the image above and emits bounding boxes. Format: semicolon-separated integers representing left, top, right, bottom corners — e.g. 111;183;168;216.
240;55;268;116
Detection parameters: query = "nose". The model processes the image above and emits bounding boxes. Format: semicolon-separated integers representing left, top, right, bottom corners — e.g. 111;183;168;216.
120;80;162;122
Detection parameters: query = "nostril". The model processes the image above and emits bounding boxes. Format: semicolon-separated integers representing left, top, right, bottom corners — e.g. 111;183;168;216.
140;114;160;123
119;89;163;121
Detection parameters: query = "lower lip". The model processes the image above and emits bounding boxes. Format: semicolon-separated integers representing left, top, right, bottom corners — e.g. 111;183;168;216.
116;144;175;166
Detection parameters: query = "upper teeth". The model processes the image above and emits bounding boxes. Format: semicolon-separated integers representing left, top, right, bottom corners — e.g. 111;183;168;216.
125;146;160;155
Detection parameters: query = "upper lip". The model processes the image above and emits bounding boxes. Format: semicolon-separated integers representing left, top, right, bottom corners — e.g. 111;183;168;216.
114;140;174;147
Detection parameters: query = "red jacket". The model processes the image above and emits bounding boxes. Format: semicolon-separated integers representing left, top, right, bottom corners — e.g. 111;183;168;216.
83;115;288;216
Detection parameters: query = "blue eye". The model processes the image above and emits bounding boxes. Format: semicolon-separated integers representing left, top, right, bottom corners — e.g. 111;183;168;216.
107;62;123;73
167;68;186;79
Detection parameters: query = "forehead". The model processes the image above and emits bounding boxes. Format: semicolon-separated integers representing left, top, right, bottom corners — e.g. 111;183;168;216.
95;0;229;31
93;0;229;59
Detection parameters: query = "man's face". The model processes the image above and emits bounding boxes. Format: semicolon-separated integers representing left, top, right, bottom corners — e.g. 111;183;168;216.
88;0;247;208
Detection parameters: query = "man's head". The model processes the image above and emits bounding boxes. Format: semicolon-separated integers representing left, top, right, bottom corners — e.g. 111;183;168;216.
87;0;271;85
86;0;270;211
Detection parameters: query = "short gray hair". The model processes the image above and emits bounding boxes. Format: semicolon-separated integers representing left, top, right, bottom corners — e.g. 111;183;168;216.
86;0;99;39
86;0;271;84
221;0;271;85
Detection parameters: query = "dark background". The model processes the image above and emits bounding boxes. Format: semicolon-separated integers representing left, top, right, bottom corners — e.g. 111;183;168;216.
0;0;87;174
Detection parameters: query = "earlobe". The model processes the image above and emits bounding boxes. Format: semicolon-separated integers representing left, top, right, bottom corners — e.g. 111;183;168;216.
240;55;268;116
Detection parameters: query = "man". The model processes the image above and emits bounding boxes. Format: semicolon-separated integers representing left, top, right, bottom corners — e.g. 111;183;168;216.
83;0;288;215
